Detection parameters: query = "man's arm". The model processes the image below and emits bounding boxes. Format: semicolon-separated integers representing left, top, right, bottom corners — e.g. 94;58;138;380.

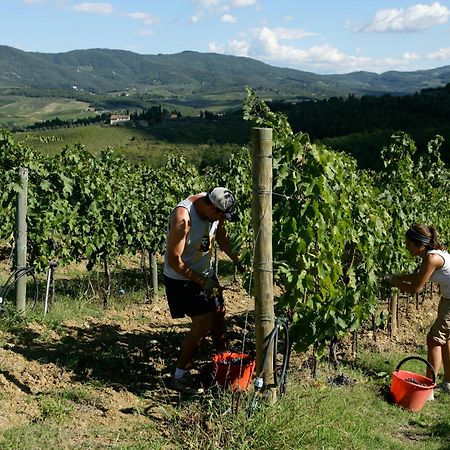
166;207;206;286
216;220;240;264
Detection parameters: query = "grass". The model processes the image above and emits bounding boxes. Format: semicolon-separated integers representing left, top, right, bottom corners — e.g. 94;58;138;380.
2;363;449;449
158;354;450;450
1;261;450;449
36;395;75;423
14;121;244;167
0;95;95;127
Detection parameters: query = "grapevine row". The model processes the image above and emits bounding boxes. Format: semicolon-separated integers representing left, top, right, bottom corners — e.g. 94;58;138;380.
1;90;449;354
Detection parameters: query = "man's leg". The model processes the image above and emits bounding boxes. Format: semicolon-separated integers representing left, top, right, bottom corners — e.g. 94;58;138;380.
176;312;213;371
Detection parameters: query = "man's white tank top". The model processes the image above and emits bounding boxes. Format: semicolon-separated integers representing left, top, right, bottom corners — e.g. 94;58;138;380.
163;195;218;280
428;249;450;298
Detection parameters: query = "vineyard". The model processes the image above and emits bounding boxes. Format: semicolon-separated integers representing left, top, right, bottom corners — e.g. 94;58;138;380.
1;88;450;353
1;89;450;448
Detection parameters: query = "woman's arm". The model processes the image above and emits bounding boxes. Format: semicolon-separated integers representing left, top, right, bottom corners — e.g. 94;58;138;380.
391;253;443;294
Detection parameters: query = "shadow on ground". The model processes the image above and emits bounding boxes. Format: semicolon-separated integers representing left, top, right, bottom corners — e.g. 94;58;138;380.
5;310;255;400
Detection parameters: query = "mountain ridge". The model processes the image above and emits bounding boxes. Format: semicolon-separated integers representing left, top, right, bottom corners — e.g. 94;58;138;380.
1;45;450;101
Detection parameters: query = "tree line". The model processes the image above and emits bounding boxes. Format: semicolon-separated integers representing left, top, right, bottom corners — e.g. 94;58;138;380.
269;83;450;170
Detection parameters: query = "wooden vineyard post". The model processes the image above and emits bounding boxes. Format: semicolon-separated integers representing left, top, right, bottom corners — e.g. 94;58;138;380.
15;168;28;313
251;127;276;405
150;252;158;301
103;255;111;308
390;291;398;338
141;248;152;302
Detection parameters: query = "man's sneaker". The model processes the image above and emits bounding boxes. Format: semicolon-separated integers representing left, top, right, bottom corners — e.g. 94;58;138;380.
427;389;434;401
168;376;204;394
436;382;450;394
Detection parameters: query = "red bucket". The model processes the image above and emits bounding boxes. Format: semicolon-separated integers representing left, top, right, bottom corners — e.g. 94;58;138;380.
390;356;436;412
212;352;255;391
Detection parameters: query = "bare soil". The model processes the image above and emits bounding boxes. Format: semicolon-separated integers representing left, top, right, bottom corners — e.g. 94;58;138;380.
0;275;441;446
0;275;257;439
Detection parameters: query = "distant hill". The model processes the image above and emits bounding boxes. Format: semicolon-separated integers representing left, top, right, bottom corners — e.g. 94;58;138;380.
1;45;450;102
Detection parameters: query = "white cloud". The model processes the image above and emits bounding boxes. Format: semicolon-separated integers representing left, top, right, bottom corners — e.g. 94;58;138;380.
72;3;114;15
231;0;257;7
271;27;317;40
190;11;204;23
22;0;46;4
252;27;331;62
403;51;419;60
191;0;255;24
129;12;159;26
209;41;224;53
221;14;237;23
193;0;221;7
355;2;450;32
211;26;436;73
228;39;250;56
428;47;450;59
209;39;248;56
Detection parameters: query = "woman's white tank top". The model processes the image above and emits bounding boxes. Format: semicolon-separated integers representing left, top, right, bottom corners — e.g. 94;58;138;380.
428;249;450;298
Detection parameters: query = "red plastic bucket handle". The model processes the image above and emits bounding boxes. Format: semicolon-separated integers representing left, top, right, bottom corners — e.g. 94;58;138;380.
395;356;436;384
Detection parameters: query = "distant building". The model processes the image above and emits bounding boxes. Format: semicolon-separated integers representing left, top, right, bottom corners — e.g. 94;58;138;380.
110;114;130;125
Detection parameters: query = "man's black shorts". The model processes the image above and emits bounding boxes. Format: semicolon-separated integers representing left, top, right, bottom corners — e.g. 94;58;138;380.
164;275;224;319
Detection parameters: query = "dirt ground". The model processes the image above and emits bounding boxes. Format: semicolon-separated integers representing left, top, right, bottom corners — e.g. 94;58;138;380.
0;276;440;445
0;274;258;435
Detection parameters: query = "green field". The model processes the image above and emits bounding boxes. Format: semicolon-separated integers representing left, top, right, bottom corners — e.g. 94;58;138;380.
0;96;98;127
15;121;246;168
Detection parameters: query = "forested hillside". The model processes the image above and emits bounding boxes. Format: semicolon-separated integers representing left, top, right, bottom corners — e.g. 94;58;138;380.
1;45;450;104
270;83;450;169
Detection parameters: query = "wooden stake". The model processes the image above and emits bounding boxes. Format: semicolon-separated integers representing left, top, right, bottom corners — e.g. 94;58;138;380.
103;255;111;308
15;168;28;313
150;252;158;301
390;291;398;338
251;127;276;404
141;248;151;302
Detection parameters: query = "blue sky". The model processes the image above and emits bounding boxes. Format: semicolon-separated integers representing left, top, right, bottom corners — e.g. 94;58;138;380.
2;0;450;74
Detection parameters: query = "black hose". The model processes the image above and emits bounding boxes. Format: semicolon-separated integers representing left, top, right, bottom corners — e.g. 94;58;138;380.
257;317;291;394
248;317;292;416
0;267;39;313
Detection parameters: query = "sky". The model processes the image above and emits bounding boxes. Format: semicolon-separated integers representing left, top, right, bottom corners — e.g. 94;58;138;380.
2;0;450;74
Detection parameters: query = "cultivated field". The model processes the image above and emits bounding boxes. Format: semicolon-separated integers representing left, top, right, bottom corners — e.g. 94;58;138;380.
15;120;245;167
0;96;96;127
0;258;449;449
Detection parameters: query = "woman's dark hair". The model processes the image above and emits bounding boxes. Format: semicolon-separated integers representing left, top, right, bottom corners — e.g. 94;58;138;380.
406;223;446;250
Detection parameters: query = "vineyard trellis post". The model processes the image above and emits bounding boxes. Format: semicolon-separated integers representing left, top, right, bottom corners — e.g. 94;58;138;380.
150;252;158;301
251;127;276;404
15;167;28;313
389;291;398;338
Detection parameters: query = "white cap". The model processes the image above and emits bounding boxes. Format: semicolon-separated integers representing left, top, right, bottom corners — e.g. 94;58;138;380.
207;187;238;221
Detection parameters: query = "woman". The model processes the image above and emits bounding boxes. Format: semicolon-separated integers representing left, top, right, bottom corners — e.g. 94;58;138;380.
388;224;450;394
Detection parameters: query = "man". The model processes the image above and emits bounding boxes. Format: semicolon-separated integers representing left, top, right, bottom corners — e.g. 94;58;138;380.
163;187;242;393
